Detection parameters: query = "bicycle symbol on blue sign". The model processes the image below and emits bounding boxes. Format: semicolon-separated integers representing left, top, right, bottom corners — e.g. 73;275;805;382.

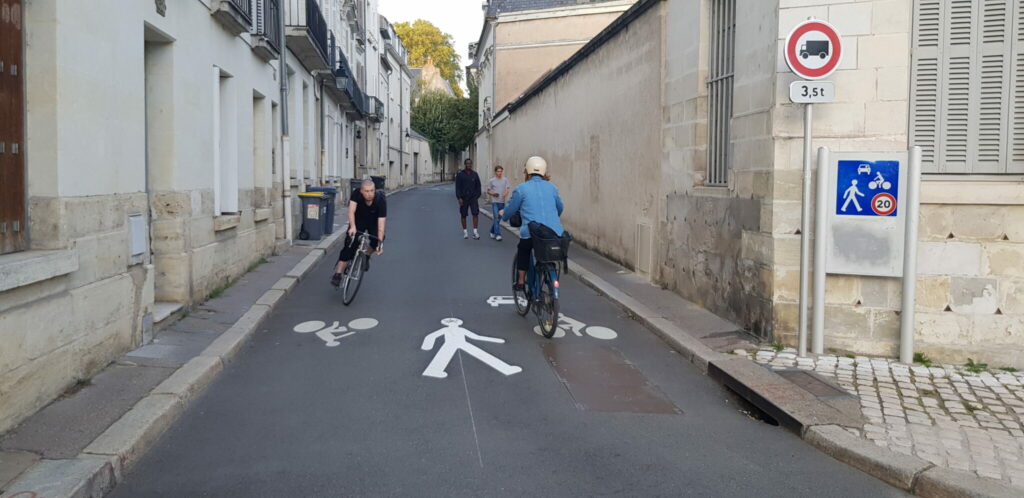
835;160;899;217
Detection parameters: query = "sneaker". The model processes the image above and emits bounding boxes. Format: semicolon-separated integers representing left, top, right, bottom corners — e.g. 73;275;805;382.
463;230;469;239
489;233;495;239
496;235;503;241
330;273;342;287
473;232;480;240
513;283;525;292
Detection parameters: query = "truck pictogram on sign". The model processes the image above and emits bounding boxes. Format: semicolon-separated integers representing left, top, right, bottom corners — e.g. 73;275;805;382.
785;20;843;80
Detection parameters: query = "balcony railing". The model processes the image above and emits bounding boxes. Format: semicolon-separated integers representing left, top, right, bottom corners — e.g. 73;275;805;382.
285;0;331;69
212;0;253;36
228;0;252;20
262;0;281;52
250;0;281;61
333;46;368;116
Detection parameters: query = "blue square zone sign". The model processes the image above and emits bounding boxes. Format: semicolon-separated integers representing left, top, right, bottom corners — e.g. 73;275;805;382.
835;160;900;217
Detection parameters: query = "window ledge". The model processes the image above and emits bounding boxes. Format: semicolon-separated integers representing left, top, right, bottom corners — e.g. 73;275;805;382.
0;249;79;293
214;214;241;232
254;208;272;222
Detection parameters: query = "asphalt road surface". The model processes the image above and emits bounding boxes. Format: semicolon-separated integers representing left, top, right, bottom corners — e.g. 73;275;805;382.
110;185;904;497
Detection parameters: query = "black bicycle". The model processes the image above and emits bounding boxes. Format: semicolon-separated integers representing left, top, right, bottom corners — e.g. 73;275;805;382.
338;231;380;305
512;232;571;338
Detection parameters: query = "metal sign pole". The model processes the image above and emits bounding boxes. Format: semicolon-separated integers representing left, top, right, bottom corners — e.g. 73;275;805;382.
812;147;828;354
899;146;923;363
798;103;813;358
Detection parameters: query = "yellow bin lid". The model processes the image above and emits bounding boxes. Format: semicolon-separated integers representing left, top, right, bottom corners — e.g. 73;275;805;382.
297;192;327;198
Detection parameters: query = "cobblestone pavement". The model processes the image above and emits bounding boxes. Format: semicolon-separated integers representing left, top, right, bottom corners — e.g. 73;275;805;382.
738;349;1024;489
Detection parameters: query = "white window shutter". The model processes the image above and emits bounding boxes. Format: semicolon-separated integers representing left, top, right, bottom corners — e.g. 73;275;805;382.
912;0;943;172
1008;0;1024;172
939;0;974;173
974;0;1013;173
253;0;265;36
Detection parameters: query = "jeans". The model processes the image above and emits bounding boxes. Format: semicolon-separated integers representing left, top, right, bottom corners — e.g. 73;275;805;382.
491;202;505;236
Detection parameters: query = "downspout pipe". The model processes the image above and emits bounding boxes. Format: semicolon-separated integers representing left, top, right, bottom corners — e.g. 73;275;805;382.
279;0;292;242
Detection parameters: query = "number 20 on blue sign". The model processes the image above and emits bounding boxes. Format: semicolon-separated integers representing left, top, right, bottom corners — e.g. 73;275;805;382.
835;160;899;217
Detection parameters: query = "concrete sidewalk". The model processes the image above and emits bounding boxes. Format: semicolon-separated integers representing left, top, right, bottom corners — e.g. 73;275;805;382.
483;208;1022;497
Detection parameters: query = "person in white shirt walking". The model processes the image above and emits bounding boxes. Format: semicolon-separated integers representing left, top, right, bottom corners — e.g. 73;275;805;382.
486;166;510;241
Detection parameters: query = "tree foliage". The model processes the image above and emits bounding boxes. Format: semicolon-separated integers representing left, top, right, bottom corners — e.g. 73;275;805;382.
411;84;478;160
394;20;464;97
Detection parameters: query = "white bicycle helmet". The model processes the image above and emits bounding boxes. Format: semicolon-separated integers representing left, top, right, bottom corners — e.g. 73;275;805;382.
525;156;548;177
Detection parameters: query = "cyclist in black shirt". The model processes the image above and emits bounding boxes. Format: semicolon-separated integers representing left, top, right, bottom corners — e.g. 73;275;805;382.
331;180;387;287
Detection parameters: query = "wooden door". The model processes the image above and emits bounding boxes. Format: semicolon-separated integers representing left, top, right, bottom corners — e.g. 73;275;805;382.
0;0;25;254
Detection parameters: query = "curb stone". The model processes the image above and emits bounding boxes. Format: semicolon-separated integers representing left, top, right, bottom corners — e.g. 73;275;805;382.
482;209;1023;497
804;424;932;491
0;229;346;498
0;455;115;498
914;467;1023;498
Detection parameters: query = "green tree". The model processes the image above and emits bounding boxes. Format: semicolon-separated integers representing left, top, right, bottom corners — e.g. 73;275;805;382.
394;20;464;97
411;84;478;160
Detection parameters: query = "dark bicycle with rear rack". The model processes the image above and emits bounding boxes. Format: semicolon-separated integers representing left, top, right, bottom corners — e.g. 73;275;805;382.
512;223;572;338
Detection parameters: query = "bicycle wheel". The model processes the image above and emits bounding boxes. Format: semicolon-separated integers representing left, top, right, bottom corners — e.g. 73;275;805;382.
535;268;559;338
341;253;365;306
512;254;530;316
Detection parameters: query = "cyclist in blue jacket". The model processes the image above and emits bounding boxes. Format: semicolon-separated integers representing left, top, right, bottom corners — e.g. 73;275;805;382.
500;156;564;291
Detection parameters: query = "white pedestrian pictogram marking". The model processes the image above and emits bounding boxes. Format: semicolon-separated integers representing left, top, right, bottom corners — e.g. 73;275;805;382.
293;318;379;347
841;179;865;212
421;318;522;379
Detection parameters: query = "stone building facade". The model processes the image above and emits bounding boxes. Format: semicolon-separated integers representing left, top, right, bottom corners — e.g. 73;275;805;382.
469;0;637;171
0;0;436;435
483;0;1024;368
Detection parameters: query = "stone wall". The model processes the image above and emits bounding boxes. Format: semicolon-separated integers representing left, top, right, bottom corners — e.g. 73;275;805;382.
0;194;155;434
656;0;779;339
490;3;663;273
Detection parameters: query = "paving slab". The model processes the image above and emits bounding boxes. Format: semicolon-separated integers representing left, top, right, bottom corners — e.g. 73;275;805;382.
0;450;39;493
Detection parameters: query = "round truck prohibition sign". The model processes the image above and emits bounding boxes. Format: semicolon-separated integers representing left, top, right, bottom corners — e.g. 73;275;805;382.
785;20;843;80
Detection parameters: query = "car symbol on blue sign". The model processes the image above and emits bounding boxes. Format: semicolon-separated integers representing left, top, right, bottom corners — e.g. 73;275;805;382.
835;160;899;217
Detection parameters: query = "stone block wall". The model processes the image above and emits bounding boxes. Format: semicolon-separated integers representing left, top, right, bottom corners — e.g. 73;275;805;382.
0;194;155;434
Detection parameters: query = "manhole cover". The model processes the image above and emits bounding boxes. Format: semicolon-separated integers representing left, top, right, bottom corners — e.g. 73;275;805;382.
777;370;850;398
542;343;682;414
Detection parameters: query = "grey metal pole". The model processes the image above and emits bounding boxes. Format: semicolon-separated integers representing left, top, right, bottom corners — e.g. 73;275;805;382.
279;0;293;241
900;146;923;363
812;146;829;354
798;103;813;357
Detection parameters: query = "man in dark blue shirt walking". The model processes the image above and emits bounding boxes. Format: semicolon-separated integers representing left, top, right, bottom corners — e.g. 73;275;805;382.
455;158;482;239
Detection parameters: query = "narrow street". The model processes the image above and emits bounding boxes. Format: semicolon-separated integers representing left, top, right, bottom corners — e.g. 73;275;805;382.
108;186;902;497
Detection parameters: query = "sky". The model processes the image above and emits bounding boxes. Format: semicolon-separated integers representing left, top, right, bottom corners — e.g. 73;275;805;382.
378;0;484;79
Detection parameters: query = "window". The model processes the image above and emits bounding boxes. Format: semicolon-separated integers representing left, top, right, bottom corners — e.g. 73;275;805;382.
214;67;238;215
912;0;1024;174
1;0;25;254
706;0;735;186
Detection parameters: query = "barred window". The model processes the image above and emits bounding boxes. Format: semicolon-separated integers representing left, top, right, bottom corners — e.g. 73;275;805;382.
707;0;735;186
912;0;1024;174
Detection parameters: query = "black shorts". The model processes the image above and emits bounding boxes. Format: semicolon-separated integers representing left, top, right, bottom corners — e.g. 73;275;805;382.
459;198;480;217
516;238;533;272
338;233;379;262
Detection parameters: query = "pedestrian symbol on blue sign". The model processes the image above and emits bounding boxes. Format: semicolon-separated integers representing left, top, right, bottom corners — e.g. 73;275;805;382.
835;160;899;217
